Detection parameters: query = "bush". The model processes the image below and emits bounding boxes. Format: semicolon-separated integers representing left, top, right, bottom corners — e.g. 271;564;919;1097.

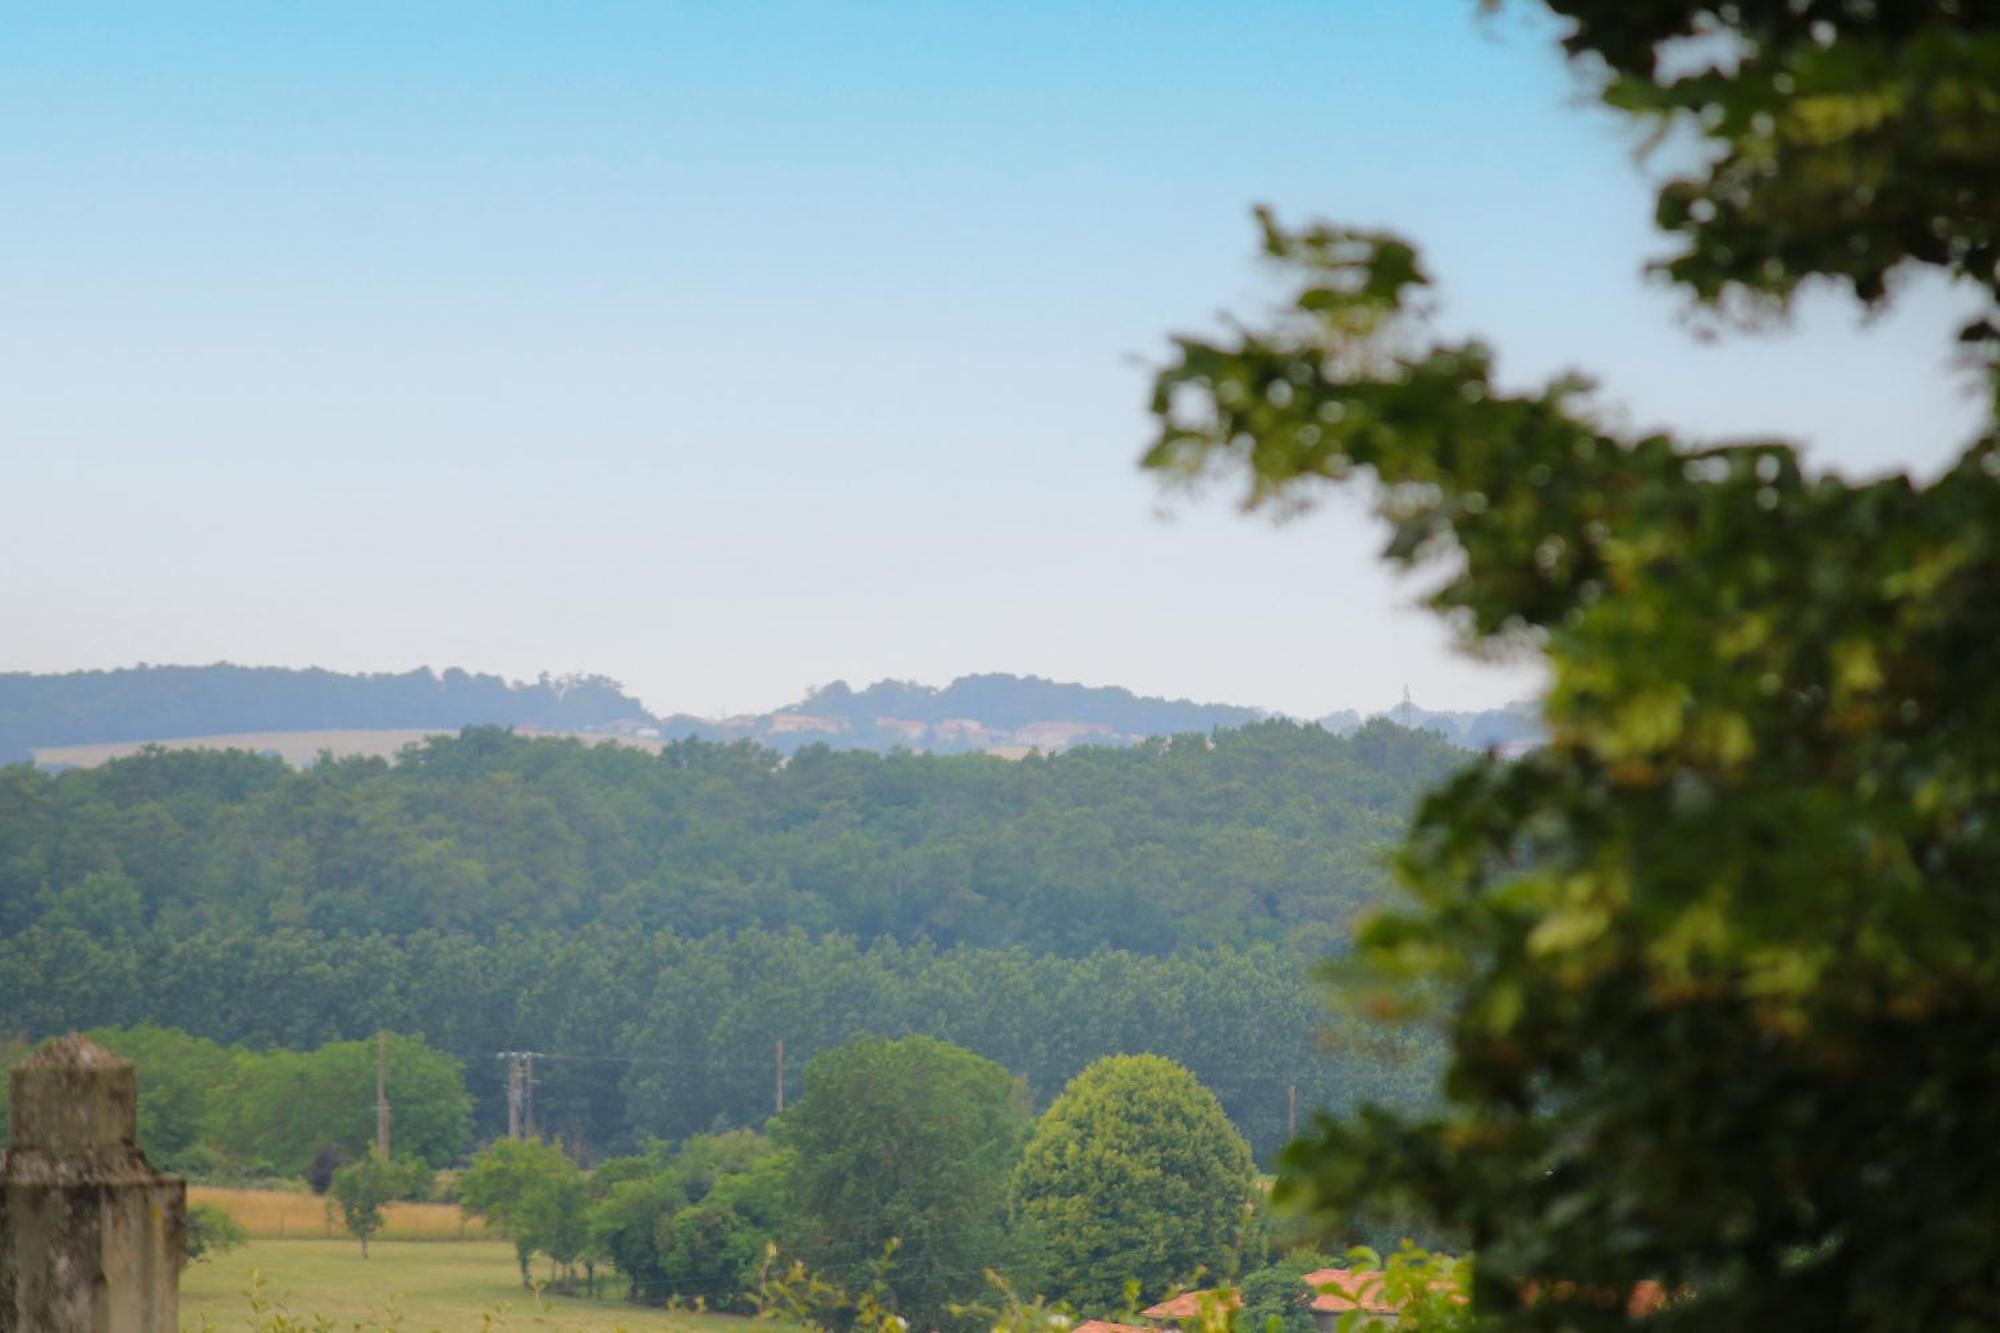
183;1201;248;1264
306;1145;344;1195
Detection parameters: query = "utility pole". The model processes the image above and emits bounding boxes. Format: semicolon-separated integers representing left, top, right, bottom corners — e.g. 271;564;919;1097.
502;1052;526;1140
775;1039;785;1115
523;1051;537;1141
376;1031;391;1159
1287;1084;1298;1142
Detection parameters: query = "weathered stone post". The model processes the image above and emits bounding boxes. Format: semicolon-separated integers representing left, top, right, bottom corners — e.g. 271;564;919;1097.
0;1035;186;1331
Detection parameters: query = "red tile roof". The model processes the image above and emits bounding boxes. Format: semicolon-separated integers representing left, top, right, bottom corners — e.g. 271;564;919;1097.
1301;1269;1399;1315
1141;1289;1242;1321
1522;1279;1672;1318
1074;1322;1153;1333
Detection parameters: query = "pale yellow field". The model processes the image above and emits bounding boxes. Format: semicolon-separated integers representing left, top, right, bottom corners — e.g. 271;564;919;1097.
191;1185;490;1241
180;1239;748;1331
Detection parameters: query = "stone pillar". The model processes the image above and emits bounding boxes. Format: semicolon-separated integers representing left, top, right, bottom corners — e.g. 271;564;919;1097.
0;1035;186;1331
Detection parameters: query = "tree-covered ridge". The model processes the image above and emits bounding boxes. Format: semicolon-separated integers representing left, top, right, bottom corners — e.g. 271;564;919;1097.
0;719;1462;953
5;661;1534;765
0;663;648;764
0;926;1439;1160
793;673;1261;733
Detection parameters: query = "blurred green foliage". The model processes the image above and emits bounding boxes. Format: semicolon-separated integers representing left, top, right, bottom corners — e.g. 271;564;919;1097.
1149;2;2000;1328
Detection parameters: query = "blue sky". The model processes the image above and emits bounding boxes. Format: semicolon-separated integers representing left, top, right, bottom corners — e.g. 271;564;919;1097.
1;2;1984;719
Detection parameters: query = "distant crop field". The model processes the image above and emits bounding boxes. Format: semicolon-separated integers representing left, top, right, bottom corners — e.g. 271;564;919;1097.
190;1185;489;1241
33;727;669;770
179;1238;746;1331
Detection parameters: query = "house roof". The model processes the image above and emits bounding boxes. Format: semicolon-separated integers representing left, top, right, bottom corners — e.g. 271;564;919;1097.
1301;1269;1398;1316
1074;1321;1153;1333
1141;1289;1242;1321
1522;1278;1672;1318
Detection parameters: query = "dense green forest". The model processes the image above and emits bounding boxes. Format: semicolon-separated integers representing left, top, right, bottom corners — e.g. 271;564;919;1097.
0;664;648;764
0;720;1460;952
0;720;1462;1159
0;926;1436;1158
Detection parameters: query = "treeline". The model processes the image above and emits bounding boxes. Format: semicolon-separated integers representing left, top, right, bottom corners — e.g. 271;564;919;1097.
0;926;1440;1158
0;720;1461;953
0;1027;471;1177
795;673;1261;733
0;663;647;764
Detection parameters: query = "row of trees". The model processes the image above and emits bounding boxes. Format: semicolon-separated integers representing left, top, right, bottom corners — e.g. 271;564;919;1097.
0;1026;471;1178
450;1038;1258;1330
0;926;1439;1158
0;663;648;765
0;718;1459;951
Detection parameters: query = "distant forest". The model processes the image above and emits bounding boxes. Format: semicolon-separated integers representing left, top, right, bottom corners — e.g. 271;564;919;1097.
0;664;647;764
792;674;1261;733
0;720;1470;1155
0;927;1437;1158
2;663;1536;765
0;721;1460;953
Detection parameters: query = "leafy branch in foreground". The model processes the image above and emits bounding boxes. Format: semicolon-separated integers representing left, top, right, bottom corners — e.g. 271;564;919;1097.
1147;2;1999;1328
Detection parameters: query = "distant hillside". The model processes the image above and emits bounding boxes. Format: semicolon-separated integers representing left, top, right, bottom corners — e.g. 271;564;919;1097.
3;663;1539;766
0;664;649;765
660;673;1266;756
1320;695;1544;752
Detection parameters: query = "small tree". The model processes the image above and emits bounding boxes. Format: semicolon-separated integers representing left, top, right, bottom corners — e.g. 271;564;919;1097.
461;1137;585;1288
1011;1054;1256;1314
778;1034;1029;1330
328;1149;399;1257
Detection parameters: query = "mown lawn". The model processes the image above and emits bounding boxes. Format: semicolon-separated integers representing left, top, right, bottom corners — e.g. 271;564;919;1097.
180;1239;754;1332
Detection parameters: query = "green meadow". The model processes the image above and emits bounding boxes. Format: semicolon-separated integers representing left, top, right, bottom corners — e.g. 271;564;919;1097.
180;1240;754;1333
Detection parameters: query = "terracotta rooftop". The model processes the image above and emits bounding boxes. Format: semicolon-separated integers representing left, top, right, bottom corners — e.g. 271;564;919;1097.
1523;1278;1672;1318
1074;1322;1153;1333
1140;1289;1242;1321
1301;1269;1398;1316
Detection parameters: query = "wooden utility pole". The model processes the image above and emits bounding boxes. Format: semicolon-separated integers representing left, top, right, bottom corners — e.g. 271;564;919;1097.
523;1051;537;1140
376;1031;391;1159
1287;1084;1298;1141
503;1052;524;1140
775;1039;786;1115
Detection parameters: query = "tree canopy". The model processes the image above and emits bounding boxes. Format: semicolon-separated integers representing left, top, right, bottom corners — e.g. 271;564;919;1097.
779;1034;1031;1329
1143;2;2000;1329
461;1137;590;1287
0;720;1457;953
328;1150;401;1258
1011;1055;1257;1315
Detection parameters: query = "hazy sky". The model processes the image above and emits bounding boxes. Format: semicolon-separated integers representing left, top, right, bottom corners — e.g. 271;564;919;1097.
2;2;1984;719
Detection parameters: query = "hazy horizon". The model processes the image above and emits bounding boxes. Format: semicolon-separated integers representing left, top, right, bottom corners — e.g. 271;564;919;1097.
0;657;1528;726
5;2;1984;720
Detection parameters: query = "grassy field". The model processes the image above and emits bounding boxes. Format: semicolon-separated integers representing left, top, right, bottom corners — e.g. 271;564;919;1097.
191;1186;491;1241
180;1239;748;1331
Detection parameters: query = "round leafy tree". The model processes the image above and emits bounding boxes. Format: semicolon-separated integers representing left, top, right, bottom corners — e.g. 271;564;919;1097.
778;1034;1030;1330
1012;1054;1255;1313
